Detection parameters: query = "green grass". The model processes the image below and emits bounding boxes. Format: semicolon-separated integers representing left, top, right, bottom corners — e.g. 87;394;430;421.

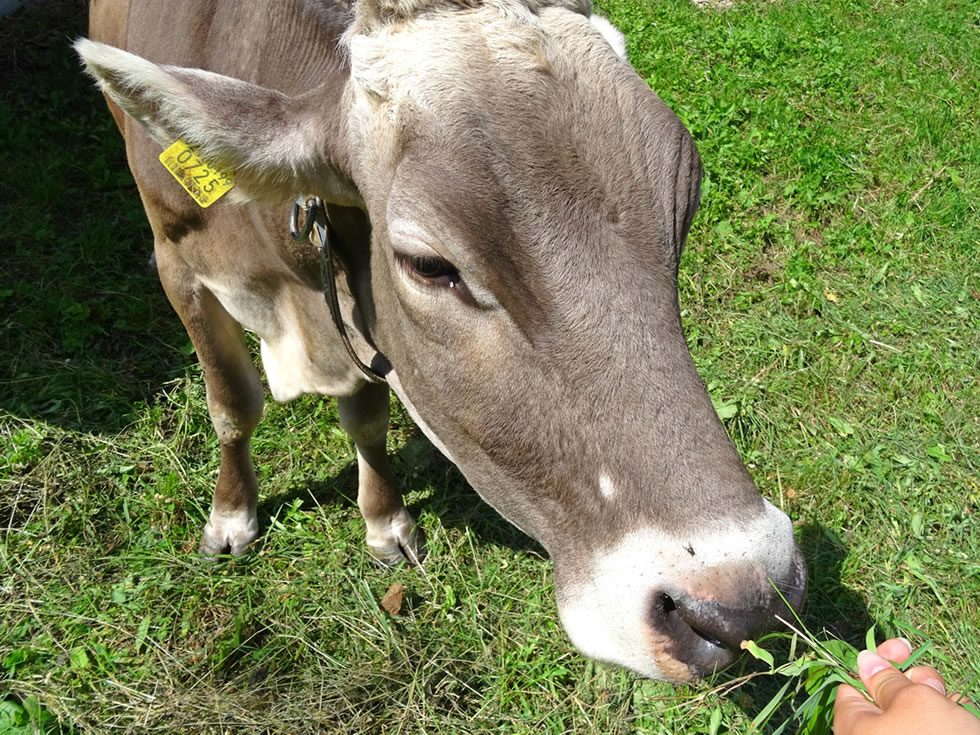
2;0;978;732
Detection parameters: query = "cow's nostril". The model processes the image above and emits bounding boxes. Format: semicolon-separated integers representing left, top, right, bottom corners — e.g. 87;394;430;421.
656;592;677;615
654;591;726;647
650;587;782;677
674;599;743;651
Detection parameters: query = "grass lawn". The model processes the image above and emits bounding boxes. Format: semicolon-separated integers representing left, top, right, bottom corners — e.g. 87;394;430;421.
1;0;978;732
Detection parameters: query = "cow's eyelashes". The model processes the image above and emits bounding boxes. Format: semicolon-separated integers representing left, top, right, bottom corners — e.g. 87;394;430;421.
401;254;461;289
409;255;456;279
396;252;481;306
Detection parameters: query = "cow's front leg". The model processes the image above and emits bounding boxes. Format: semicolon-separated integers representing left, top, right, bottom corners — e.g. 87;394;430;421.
338;382;425;566
155;241;264;557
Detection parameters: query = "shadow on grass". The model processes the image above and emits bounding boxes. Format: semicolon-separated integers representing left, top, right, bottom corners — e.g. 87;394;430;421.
1;0;192;435
397;434;545;556
255;462;359;525
253;428;544;557
796;523;875;645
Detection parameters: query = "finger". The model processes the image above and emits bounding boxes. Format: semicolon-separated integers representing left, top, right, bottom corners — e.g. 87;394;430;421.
904;664;946;695
948;692;975;708
834;683;882;735
876;637;913;665
858;650;917;710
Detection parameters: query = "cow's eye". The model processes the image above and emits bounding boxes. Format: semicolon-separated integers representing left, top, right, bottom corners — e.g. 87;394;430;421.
403;254;461;288
396;251;479;305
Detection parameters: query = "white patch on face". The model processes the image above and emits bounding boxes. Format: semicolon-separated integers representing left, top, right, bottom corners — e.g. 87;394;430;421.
589;14;628;61
598;473;616;499
556;500;799;680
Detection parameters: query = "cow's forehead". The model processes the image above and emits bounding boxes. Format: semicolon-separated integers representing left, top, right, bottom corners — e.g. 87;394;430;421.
346;0;592;39
344;0;696;338
344;0;604;118
346;5;665;252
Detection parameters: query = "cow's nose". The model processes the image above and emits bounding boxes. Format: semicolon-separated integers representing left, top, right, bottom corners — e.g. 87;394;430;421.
649;590;768;674
649;554;807;677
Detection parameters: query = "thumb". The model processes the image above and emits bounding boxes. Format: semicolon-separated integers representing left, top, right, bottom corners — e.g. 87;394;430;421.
834;682;882;733
858;650;915;711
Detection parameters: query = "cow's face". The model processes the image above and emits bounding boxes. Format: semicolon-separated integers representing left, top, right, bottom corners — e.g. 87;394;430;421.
341;4;805;680
76;0;804;682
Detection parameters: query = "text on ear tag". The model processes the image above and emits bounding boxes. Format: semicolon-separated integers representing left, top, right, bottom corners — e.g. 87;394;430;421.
159;139;235;208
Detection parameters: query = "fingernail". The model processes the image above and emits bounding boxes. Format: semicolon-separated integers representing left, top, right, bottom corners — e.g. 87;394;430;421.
896;637;913;653
923;678;946;695
857;650;891;679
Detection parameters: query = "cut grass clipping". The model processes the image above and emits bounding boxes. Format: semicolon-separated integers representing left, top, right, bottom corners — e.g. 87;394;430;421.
733;620;980;735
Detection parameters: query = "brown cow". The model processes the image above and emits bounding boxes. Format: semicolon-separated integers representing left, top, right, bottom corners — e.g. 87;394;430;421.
76;0;805;681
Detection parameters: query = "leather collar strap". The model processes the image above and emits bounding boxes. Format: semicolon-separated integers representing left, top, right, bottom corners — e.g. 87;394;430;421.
290;197;388;384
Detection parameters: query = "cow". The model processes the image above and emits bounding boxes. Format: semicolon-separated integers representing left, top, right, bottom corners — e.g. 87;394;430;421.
76;0;806;682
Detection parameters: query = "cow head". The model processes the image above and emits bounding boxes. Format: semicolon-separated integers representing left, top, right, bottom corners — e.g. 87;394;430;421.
76;0;805;682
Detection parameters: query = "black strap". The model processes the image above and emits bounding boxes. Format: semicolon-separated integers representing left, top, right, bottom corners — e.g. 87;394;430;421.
291;198;387;384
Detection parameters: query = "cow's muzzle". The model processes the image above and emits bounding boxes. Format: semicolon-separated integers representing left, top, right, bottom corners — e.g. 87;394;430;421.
649;549;807;678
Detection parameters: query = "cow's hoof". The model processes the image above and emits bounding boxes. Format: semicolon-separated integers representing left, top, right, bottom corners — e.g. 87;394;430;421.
198;510;259;560
367;511;427;567
198;535;256;559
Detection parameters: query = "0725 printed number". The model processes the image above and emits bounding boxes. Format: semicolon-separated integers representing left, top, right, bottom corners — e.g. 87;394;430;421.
175;147;233;192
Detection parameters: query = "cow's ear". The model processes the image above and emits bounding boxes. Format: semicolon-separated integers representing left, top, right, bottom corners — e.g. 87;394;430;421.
74;39;359;206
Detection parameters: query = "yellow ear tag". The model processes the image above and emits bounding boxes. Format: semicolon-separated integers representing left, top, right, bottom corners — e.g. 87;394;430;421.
159;139;235;208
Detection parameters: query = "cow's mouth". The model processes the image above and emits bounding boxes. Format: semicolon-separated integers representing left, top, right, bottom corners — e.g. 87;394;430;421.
659;593;724;647
651;591;738;676
649;558;806;679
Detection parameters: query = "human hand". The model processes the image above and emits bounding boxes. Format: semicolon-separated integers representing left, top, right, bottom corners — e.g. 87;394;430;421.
833;637;979;734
